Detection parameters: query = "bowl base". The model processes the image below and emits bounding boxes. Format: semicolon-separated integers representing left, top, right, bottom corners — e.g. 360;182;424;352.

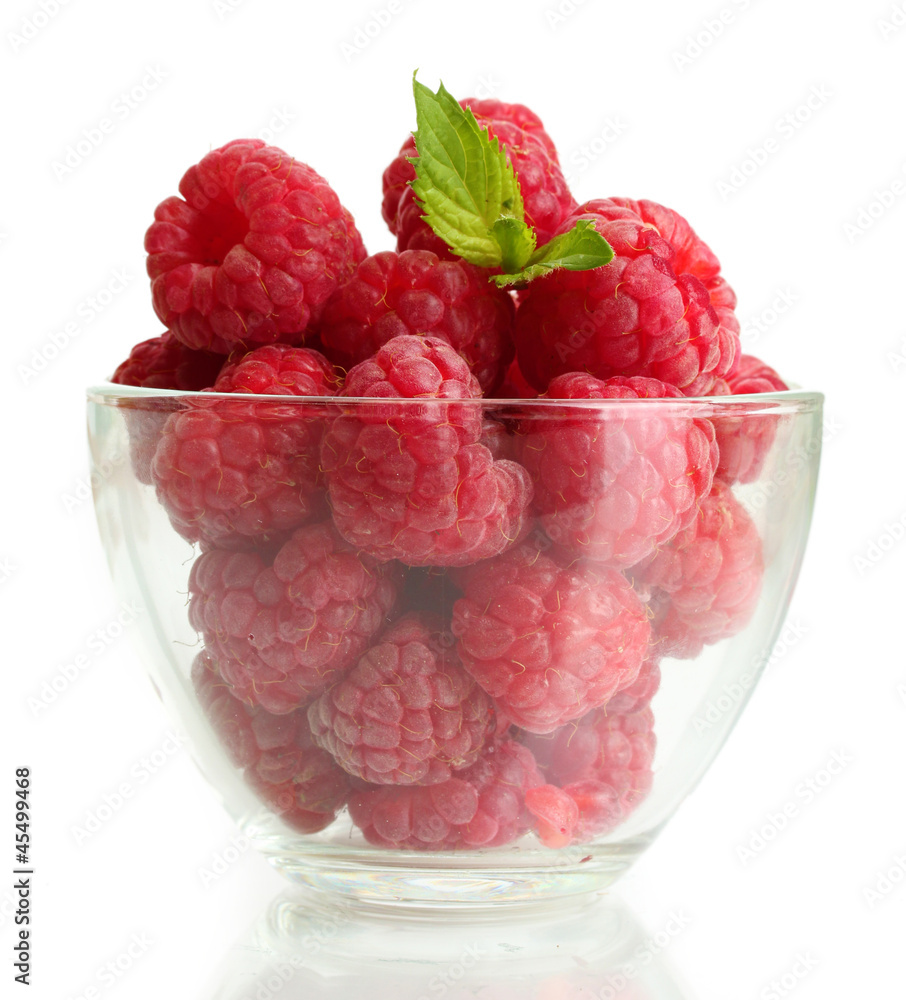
251;833;652;912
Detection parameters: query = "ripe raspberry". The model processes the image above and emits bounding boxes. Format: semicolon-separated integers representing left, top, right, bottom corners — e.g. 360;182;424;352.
519;374;717;568
308;613;494;786
112;331;226;390
712;354;790;484
630;481;764;658
382;98;576;257
451;543;651;733
152;344;340;548
606;197;742;342
347;740;543;850
145;139;366;354
188;522;401;713
321;336;534;567
191;651;354;833
605;654;661;715
513;201;736;395
523;705;656;843
111;331;226;484
317;250;515;393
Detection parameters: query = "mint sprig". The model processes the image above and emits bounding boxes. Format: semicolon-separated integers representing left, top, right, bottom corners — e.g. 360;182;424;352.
410;75;613;287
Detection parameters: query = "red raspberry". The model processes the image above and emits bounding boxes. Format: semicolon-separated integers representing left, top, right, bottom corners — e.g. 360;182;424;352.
321;336;534;567
513;201;736;395
151;344;340;548
712;354;790;484
308;613;494;786
630;480;764;658
605;654;661;715
382;98;576;258
347;740;543;850
451;543;651;733
188;522;401;713
191;651;354;833
145;139;366;354
317;250;515;393
606;197;742;342
111;331;226;390
111;331;226;484
519;374;717;568
524;705;656;844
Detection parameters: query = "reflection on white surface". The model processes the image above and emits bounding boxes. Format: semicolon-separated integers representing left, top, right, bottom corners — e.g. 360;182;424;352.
203;888;693;999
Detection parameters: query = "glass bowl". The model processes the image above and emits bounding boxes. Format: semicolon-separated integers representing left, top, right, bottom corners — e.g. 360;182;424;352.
87;383;822;909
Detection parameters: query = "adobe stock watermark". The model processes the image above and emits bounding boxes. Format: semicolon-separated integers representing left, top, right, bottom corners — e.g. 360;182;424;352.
70;732;186;846
590;910;692;1000
62;449;126;514
18;267;133;385
758;952;819;999
65;932;154;1000
212;0;247;19
0;556;16;586
197;831;251;888
545;0;592;28
52;65;168;180
27;601;143;716
562;116;630;189
716;85;832;200
8;0;72;53
878;0;906;38
672;0;760;72
740;287;798;345
853;510;906;574
416;943;488;1000
256;107;295;145
692;620;809;734
736;750;853;865
887;334;906;372
842;162;906;243
863;852;906;908
340;2;407;62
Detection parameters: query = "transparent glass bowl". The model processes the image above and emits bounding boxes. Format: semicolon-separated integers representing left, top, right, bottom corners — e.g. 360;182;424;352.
87;384;822;909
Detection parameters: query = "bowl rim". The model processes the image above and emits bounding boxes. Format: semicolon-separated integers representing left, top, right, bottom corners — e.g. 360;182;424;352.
87;381;824;414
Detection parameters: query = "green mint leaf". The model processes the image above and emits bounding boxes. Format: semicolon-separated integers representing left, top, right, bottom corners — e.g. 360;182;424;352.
490;217;536;274
410;74;524;268
491;220;614;287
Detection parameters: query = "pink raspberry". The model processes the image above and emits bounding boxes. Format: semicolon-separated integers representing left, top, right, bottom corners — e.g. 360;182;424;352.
451;542;651;733
347;740;543;850
308;613;494;786
111;331;226;484
317;250;515;393
151;344;340;548
519;373;717;568
382;98;576;258
712;353;790;484
145;139;366;354
188;522;401;713
606;197;742;343
513;200;737;395
321;336;534;567
191;651;354;833
111;331;226;390
524;705;656;844
630;480;764;658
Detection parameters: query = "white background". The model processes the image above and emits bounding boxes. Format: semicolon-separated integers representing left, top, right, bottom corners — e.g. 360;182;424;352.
4;0;906;997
